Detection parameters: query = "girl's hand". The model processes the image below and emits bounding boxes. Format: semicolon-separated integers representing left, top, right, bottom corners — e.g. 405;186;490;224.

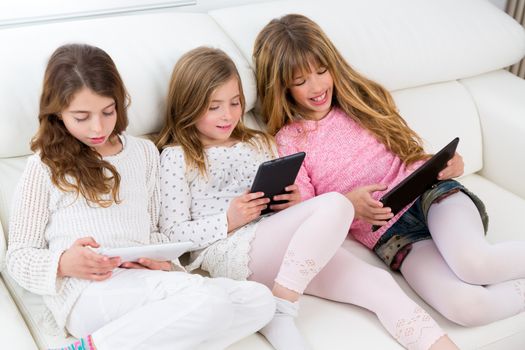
120;258;173;271
270;184;301;211
438;152;464;180
227;191;270;233
58;237;121;281
345;184;393;226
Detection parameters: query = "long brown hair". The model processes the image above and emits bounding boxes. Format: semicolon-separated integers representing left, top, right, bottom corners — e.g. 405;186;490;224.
31;43;129;207
156;46;272;174
253;14;427;165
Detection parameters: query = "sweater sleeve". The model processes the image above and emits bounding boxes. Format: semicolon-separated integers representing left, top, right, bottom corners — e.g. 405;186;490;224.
159;148;228;250
141;139;169;245
6;156;65;295
276;128;316;201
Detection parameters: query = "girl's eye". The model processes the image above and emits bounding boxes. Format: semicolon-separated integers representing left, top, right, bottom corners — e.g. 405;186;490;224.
292;79;306;86
103;110;115;117
318;67;328;74
73;114;88;122
231;101;240;106
209;106;219;111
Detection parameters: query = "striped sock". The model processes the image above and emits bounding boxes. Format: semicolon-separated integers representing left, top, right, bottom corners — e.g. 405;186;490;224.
49;335;95;350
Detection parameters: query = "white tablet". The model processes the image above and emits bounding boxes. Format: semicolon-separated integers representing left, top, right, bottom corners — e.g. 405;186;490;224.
99;241;194;263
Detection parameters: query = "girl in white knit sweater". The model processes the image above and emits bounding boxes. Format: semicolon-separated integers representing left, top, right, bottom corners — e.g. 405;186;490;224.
6;43;275;350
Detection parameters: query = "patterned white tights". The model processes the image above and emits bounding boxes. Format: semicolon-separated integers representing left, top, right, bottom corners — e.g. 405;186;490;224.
249;192;446;350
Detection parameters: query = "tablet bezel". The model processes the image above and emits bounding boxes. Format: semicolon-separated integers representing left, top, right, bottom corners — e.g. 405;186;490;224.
379;137;460;216
99;241;194;263
250;151;306;214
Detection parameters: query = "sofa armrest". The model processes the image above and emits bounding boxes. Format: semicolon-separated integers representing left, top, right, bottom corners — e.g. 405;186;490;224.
460;70;525;199
0;221;5;268
0;275;38;349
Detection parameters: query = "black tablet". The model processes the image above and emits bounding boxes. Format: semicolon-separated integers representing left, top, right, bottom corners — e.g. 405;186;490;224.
379;137;460;216
250;152;306;214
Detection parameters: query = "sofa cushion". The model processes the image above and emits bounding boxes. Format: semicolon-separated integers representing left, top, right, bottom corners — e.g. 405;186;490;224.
0;276;38;349
0;221;5;266
460;70;525;199
0;11;255;159
210;0;525;91
392;80;482;176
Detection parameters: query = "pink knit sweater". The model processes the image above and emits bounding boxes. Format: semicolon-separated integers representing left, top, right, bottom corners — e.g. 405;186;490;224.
276;107;424;249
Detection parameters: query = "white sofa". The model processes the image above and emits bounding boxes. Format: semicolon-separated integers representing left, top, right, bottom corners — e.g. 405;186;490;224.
1;0;525;349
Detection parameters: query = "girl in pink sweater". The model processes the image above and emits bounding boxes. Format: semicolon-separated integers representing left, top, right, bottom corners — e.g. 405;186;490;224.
254;14;525;329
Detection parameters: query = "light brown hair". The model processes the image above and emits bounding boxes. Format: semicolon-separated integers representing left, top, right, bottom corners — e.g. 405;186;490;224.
253;14;427;165
156;46;272;174
31;43;129;207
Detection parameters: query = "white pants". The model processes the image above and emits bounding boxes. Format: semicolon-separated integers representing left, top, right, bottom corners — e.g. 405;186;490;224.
67;269;275;350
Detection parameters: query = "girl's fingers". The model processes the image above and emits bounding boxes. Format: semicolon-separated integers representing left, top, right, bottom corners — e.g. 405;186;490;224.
138;259;172;271
87;255;120;270
269;203;290;211
369;219;389;226
74;236;100;248
285;184;298;191
273;193;290;201
362;183;388;193
373;212;394;220
246;197;270;208
120;262;145;269
89;271;113;281
370;206;392;215
244;192;265;201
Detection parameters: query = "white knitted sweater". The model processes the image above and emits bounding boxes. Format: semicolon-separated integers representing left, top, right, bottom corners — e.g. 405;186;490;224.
6;134;168;334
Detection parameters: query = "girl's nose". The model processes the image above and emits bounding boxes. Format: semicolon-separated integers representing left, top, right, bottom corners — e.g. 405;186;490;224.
222;106;233;120
90;115;103;133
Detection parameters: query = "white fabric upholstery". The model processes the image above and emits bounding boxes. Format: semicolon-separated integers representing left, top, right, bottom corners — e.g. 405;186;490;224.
0;216;5;263
0;276;38;350
1;0;525;349
392;81;482;176
209;0;525;91
460;70;525;199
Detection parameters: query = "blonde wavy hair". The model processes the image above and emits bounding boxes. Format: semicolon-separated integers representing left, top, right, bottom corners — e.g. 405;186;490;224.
31;44;129;207
156;47;273;174
253;14;427;165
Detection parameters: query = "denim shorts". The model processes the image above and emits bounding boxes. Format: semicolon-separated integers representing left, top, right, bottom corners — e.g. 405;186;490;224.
373;179;489;271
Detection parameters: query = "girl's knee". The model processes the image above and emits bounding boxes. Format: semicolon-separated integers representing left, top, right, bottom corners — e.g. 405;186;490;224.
315;192;354;223
448;253;491;285
227;280;275;326
437;290;493;326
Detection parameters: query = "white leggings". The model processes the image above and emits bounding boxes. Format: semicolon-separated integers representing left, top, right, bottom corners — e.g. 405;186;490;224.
401;191;525;326
67;269;274;350
249;192;445;350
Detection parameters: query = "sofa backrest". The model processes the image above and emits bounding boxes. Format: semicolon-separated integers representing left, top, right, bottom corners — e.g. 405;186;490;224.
211;0;525;91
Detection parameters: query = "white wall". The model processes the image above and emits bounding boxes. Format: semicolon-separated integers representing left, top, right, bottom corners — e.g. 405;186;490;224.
0;0;286;27
175;0;286;12
488;0;507;11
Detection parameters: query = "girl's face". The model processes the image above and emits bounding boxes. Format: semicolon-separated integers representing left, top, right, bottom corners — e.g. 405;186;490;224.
61;87;120;156
196;77;242;147
289;62;334;121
